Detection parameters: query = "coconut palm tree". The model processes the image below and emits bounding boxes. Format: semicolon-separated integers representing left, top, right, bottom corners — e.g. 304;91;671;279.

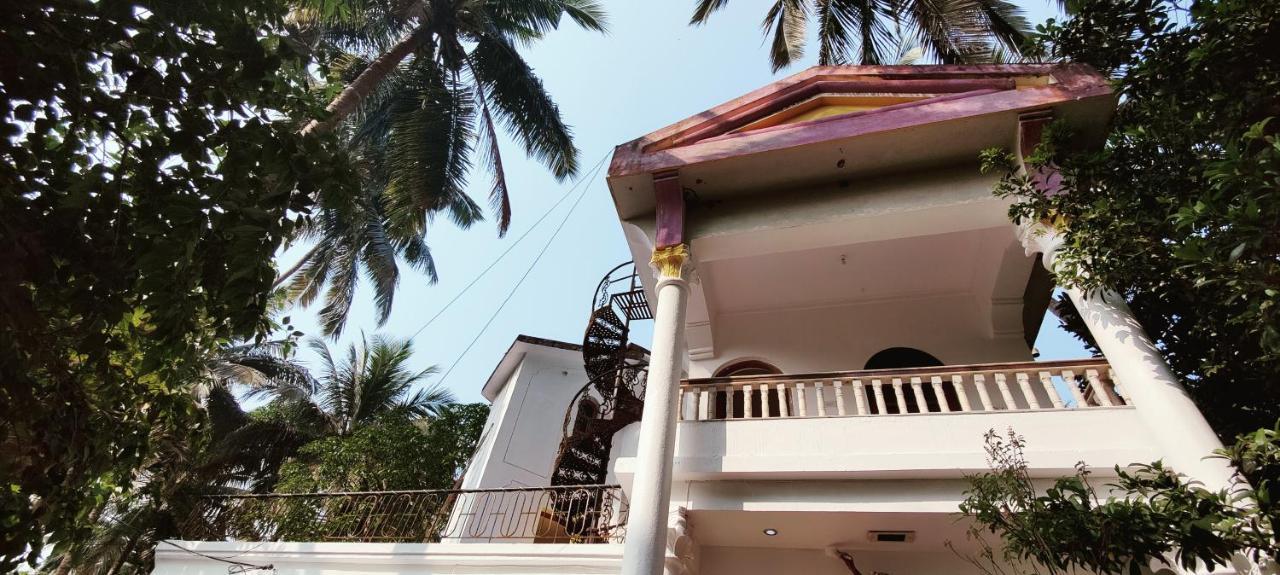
245;335;454;436
690;0;1029;71
273;0;606;337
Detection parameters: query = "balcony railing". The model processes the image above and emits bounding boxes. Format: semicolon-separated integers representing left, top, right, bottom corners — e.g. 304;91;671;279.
680;358;1126;421
178;484;628;544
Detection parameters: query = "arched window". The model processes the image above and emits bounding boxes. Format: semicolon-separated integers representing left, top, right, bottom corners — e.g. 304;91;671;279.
713;359;782;377
572;398;599;435
712;359;785;418
862;347;956;414
863;347;943;370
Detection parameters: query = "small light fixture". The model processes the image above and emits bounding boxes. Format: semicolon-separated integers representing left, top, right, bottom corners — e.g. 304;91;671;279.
763;528;779;536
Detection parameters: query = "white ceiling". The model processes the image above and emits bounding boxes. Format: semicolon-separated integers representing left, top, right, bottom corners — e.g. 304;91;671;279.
691;510;981;553
702;227;1016;315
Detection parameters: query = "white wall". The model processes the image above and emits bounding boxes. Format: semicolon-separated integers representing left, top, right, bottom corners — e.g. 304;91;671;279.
461;345;591;490
612;407;1159;483
690;293;1032;379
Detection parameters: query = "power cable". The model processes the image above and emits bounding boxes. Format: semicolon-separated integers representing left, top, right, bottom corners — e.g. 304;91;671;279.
406;151;611;340
432;155;607;386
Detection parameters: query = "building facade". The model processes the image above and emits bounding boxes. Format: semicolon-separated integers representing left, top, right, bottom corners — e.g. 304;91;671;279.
154;65;1236;575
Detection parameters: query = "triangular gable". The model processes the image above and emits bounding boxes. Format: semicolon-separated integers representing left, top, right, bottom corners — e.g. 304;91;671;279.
609;64;1111;179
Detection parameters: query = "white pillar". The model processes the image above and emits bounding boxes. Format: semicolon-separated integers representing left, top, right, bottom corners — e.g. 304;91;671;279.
1020;223;1233;490
622;245;692;575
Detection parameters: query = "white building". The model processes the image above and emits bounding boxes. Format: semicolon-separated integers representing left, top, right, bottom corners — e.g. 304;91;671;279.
155;65;1235;575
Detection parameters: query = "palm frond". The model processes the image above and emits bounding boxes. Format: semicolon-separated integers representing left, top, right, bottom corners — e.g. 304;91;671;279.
762;0;809;73
690;0;732;25
397;381;454;418
474;84;512;236
382;59;479;237
467;35;578;179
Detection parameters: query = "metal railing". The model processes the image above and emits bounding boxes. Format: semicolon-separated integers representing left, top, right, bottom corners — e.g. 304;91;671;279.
680;358;1127;420
178;484;628;544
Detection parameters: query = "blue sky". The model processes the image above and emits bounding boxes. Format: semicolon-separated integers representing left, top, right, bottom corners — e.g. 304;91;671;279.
278;1;1084;404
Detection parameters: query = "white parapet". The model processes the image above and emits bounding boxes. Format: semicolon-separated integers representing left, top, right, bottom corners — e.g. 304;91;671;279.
152;541;624;575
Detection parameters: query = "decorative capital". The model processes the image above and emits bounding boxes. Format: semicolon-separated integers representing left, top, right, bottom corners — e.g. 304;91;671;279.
1017;220;1066;271
651;244;692;281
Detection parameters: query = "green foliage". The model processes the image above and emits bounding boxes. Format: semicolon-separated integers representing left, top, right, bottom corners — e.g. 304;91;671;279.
274;403;489;493
988;0;1280;438
959;427;1279;574
0;0;353;568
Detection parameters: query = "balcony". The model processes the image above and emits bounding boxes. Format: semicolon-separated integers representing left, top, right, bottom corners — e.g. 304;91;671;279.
178;484;628;544
611;358;1161;483
679;358;1126;420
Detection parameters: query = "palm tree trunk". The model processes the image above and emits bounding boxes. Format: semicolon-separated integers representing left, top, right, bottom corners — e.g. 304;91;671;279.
300;29;427;136
272;241;323;290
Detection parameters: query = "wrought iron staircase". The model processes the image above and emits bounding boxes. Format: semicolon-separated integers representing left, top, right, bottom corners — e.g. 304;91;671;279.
550;263;652;489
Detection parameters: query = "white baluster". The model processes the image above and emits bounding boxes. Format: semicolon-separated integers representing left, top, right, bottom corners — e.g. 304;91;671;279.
1063;369;1088;408
1085;369;1114;407
1108;368;1125;403
744;383;754;418
952;375;972;412
930;376;950;413
871;379;887;415
796;382;808;417
761;381;773;418
1015;372;1040;409
973;373;994;411
852;379;868;415
833;381;847;416
994;373;1017;410
909;377;928;413
699;387;710;420
814;381;827;417
777;383;790;417
891;378;908;414
1038;371;1065;409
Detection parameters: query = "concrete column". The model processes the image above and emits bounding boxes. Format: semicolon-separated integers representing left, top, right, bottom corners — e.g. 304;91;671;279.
622;245;692;575
1020;223;1233;490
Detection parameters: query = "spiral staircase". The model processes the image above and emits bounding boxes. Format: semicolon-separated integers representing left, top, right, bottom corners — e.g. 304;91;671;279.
550;263;652;489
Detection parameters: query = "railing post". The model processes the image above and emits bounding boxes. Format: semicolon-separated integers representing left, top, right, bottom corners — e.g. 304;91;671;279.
777;383;790;417
852;379;868;415
871;379;887;415
930;376;950;413
795;382;808;417
1084;369;1114;407
833;380;847;416
761;381;773;418
1062;369;1088;407
891;378;908;414
973;374;994;411
952;375;971;412
1038;371;1065;409
909;377;928;413
698;387;710;420
994;373;1017;410
814;381;827;417
1015;372;1040;409
744;383;754;418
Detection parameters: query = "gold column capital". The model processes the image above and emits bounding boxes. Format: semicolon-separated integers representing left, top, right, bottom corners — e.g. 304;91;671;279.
650;244;691;281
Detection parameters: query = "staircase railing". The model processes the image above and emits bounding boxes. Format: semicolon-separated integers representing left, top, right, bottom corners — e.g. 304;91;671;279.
177;484;629;544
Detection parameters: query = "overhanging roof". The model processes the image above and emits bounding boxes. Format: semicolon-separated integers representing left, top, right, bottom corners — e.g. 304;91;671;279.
606;64;1114;220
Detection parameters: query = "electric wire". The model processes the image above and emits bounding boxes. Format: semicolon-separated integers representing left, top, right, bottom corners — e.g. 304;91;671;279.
431;156;607;386
406;150;611;341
